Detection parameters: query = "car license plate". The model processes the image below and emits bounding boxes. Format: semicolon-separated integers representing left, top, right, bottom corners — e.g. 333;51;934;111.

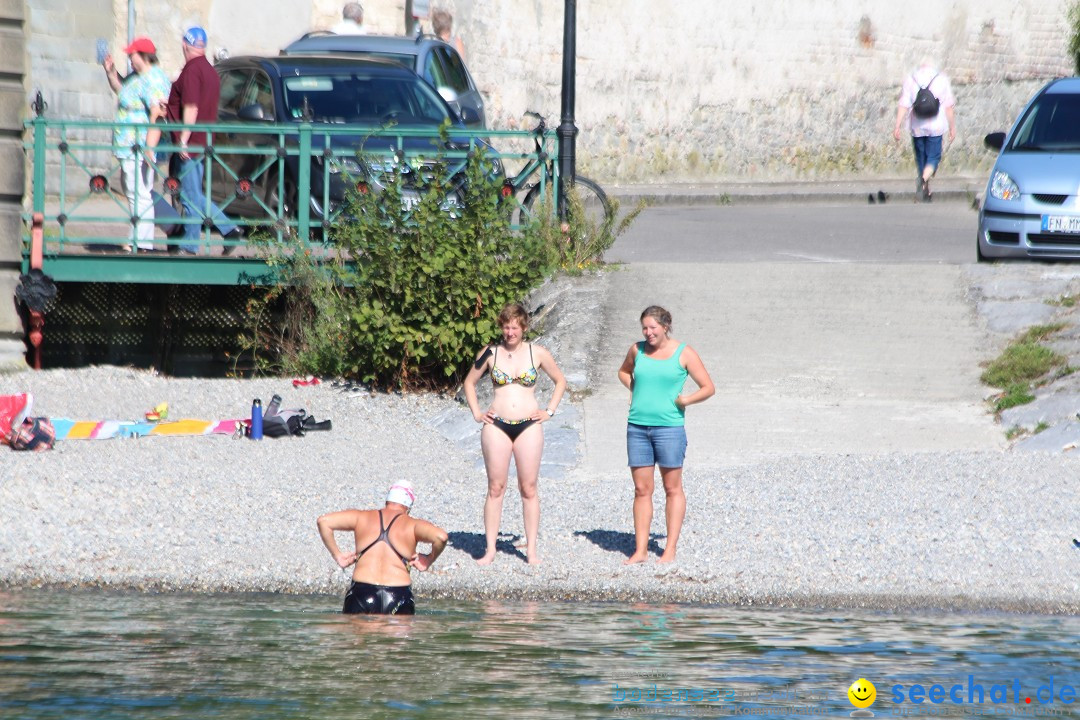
1042;215;1080;233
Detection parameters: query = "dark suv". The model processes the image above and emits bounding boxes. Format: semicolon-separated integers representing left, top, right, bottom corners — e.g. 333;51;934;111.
281;33;485;129
210;54;494;220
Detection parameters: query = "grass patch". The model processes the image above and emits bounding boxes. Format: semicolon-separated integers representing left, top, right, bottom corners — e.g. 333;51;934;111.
1016;322;1067;344
1046;295;1078;308
993;383;1036;413
982;344;1066;389
1035;421;1050;434
981;324;1068;390
1005;425;1025;441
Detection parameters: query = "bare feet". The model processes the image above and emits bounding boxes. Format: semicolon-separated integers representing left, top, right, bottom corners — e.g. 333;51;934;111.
657;553;677;564
475;552;496;566
526;551;542;565
623;552;648;565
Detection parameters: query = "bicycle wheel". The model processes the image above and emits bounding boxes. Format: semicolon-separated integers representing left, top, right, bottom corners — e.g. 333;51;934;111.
521;175;613;227
571;176;613;228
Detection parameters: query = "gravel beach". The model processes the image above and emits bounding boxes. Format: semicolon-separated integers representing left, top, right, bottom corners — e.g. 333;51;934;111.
2;271;1080;615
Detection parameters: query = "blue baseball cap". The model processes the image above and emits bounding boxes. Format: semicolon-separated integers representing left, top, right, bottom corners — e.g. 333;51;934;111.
183;27;207;48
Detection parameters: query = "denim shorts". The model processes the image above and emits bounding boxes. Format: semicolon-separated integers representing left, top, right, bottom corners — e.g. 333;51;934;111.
912;135;943;174
626;423;687;468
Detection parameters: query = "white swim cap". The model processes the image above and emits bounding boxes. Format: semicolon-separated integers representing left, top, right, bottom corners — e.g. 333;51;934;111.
386;480;415;509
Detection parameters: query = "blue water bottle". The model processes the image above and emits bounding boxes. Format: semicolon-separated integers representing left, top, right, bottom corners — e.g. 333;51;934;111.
250;398;263;440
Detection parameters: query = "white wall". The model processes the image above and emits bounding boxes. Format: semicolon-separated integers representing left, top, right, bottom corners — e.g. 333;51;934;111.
27;0;1076;182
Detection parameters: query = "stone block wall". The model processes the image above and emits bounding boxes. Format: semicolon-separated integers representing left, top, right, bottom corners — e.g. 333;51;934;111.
20;0;1080;186
0;0;23;368
442;0;1074;182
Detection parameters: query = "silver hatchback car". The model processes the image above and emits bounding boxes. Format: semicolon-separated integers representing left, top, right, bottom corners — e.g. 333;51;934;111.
978;77;1080;261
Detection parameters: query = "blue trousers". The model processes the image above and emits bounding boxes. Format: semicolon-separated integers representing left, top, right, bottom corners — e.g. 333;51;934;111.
175;155;236;253
911;135;943;177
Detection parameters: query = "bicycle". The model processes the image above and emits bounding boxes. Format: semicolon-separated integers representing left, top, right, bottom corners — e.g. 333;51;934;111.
500;111;613;229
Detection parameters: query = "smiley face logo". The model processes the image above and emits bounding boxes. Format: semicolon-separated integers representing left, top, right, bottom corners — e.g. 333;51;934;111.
848;678;876;709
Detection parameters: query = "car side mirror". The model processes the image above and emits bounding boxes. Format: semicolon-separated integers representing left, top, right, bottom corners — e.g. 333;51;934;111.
458;105;481;126
237;103;270;121
984;132;1005;151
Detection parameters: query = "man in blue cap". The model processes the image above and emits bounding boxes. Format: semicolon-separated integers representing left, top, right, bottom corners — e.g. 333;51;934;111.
165;26;238;254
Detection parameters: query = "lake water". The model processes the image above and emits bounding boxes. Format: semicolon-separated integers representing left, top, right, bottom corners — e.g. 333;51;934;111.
2;589;1079;719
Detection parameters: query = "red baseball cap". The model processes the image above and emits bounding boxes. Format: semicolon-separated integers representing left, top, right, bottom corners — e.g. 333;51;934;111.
123;37;156;55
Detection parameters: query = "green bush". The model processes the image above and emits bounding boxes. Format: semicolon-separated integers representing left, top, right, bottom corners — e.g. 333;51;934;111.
240;136;560;388
527;185;645;273
327;144;558;388
239;128;641;388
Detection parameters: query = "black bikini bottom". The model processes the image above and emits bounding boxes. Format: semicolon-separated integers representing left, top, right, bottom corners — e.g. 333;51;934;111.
492;417;537;442
342;581;415;615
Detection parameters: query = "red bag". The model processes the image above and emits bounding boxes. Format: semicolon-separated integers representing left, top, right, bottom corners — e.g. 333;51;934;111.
0;393;31;439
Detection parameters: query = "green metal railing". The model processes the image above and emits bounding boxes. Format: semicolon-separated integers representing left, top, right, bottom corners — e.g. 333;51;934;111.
23;113;559;285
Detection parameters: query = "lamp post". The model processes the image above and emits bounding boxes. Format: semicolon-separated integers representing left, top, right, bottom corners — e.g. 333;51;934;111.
557;0;577;219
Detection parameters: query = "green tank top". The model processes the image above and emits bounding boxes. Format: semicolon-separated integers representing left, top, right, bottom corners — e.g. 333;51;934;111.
628;342;687;427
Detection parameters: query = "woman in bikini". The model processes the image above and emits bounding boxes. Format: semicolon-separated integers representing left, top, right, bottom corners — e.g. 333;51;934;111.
463;303;567;565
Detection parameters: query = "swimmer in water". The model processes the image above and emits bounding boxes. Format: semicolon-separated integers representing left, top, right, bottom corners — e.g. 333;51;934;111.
317;480;448;614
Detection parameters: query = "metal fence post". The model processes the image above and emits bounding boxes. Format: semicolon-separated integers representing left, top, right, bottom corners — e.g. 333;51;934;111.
297;123;312;242
31;95;46;217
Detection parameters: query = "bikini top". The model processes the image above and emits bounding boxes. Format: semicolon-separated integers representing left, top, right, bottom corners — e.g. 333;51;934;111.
490;344;538;387
357;510;411;569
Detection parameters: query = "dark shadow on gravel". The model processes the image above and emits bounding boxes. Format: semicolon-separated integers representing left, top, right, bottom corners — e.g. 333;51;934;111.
448;531;527;562
574;529;664;558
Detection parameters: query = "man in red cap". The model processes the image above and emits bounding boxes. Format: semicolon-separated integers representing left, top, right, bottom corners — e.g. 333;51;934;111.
165;26;238;254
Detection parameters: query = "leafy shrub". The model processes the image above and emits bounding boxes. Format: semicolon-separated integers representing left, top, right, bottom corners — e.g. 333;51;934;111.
526;185;644;273
327;144;558;388
239;130;640;388
240;138;559;388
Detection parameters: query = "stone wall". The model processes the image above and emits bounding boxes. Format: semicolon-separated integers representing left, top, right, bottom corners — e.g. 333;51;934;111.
0;0;24;369
21;0;1079;185
443;0;1074;182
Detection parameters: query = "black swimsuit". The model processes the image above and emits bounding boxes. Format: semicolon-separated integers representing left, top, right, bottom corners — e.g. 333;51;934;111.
342;511;415;615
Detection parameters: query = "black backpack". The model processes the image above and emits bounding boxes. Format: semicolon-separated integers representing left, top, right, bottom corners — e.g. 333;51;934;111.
258;394;333;438
911;74;940;119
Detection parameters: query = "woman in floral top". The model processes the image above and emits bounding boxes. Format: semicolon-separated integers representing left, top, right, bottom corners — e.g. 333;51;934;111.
103;37;171;251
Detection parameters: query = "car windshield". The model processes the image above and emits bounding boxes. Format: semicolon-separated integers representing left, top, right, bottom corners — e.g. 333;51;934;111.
281;72;450;125
1009;92;1080;151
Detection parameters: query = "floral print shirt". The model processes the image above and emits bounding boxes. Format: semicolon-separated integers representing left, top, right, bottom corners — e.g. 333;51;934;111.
113;65;171;159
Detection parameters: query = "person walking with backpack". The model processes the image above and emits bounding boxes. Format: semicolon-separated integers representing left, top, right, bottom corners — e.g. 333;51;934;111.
893;59;956;203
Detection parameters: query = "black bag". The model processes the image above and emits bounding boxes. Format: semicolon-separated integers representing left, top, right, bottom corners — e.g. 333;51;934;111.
911;74;940;119
260;394;333;438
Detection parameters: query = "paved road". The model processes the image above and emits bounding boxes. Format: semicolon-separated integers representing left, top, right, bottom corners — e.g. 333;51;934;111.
583;201;1005;469
608;201;979;265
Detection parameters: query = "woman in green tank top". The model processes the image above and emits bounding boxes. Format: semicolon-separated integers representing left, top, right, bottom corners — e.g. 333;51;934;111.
617;306;714;565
